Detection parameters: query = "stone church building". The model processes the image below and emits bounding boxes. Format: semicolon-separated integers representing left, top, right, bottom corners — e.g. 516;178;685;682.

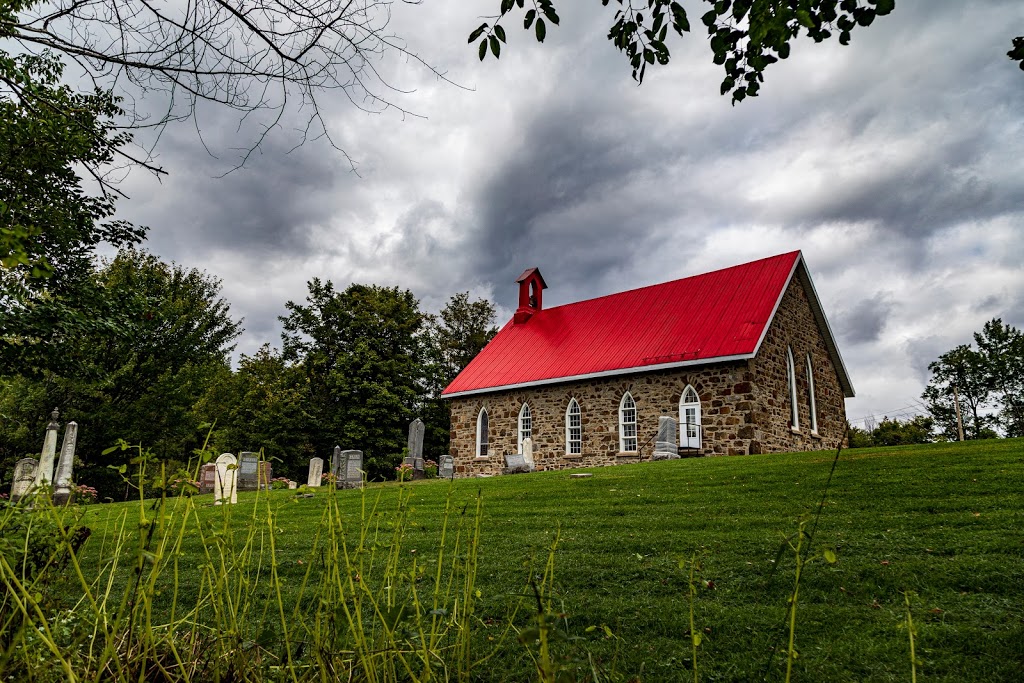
443;251;854;477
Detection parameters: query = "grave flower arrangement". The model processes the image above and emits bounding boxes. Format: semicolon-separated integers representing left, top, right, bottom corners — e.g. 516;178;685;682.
424;459;438;478
270;476;291;490
72;484;99;505
395;462;413;482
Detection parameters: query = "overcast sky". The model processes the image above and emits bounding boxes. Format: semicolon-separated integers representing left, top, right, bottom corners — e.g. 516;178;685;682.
113;0;1024;430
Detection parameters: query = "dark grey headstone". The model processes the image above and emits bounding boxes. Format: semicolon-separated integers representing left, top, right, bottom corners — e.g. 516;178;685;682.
237;452;260;490
340;450;363;489
331;445;343;479
438;455;454;479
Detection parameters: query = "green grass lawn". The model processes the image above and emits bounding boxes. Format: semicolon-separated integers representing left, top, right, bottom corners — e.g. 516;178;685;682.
71;438;1024;681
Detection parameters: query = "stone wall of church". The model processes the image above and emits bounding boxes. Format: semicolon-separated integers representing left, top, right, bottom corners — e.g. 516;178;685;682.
750;274;849;452
447;274;849;477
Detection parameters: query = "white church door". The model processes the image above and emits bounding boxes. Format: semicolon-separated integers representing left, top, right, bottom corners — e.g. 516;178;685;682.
680;386;702;450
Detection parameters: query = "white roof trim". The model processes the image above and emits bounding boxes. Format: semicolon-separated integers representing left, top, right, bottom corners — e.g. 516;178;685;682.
442;353;755;399
749;252;854;398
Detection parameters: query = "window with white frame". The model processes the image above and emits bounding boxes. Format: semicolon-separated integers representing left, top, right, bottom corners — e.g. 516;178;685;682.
476;408;489;456
806;354;818;434
565;399;582;454
786;346;799;430
518;403;532;453
619;392;638;452
679;385;701;449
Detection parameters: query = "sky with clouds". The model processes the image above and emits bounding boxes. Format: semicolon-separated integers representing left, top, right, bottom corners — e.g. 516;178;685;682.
112;0;1024;430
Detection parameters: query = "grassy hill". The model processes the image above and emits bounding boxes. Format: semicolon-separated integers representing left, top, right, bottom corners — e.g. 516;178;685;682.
12;438;1024;681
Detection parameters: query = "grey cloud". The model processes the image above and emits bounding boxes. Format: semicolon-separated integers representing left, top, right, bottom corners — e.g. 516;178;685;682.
837;293;894;345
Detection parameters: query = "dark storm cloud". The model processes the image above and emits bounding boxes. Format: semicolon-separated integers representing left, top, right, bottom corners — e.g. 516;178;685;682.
837;293;894;345
465;105;687;308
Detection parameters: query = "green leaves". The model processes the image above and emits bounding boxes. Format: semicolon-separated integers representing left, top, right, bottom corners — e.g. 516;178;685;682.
1010;37;1024;71
468;0;920;100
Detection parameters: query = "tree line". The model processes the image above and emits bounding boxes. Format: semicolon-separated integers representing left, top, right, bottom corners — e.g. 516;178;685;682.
849;318;1024;447
0;40;495;500
0;247;496;499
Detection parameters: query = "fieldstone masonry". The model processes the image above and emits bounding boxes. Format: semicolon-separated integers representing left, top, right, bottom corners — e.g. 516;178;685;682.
449;276;847;477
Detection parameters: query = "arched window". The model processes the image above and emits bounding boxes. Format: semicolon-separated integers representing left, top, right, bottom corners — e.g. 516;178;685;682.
565;399;582;454
476;408;489;457
679;385;701;449
518;403;532;453
619;392;638;452
786;346;799;430
806;354;818;434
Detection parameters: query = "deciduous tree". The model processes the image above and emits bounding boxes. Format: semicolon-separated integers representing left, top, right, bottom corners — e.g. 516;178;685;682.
420;292;498;455
922;344;993;441
470;0;1021;103
281;280;425;479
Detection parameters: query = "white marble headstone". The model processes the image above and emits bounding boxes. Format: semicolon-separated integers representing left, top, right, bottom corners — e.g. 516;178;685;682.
214;453;238;505
653;416;679;460
33;410;60;490
307;457;323;487
521;437;534;468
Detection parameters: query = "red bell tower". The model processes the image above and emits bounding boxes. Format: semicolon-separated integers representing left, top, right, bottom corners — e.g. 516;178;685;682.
514;268;547;324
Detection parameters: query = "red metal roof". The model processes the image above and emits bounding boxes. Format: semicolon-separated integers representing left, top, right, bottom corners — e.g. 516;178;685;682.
443;251;849;397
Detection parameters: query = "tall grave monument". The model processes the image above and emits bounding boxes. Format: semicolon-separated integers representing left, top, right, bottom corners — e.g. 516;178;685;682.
405;418;426;480
52;421;78;505
33;409;61;490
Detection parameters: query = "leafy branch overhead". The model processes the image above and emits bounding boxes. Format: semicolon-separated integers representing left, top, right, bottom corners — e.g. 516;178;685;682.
471;1;1021;104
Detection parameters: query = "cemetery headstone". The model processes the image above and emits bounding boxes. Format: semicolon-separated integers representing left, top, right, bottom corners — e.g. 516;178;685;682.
407;418;425;471
340;450;363;489
237;452;260;491
10;458;38;502
288;481;297;490
199;463;217;494
260;461;272;489
331;446;343;480
653;416;679;460
52;421;78;506
505;452;532;474
438;455;454;479
214;453;238;505
521;437;534;468
33;409;60;490
307;457;324;487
